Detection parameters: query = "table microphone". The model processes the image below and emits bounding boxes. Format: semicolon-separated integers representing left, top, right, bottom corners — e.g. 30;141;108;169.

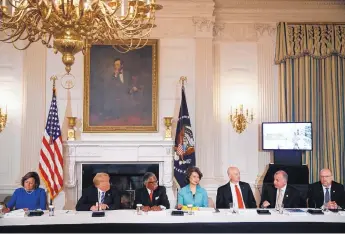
92;193;105;217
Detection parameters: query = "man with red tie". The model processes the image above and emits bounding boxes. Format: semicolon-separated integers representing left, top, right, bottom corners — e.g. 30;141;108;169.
134;172;170;212
216;167;257;209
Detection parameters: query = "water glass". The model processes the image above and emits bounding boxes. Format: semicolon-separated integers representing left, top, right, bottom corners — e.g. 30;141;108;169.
229;203;234;214
233;203;239;214
0;204;3;218
278;203;284;214
187;204;193;215
49;205;55;216
136;204;143;215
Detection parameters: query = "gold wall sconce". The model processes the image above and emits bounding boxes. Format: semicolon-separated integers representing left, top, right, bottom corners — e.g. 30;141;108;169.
163;117;173;140
229;105;253;134
67;117;77;141
0;106;7;133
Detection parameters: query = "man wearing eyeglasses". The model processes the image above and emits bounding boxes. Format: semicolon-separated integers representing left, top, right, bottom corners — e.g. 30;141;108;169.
307;168;345;209
134;172;170;212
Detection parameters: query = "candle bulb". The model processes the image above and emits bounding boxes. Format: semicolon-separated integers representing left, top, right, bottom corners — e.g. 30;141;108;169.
147;0;150;4
121;0;125;16
2;0;6;7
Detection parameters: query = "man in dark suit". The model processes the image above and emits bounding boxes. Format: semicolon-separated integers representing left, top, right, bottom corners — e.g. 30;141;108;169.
216;167;257;209
134;172;170;212
103;58;139;120
260;170;301;208
76;173;121;211
307;168;345;209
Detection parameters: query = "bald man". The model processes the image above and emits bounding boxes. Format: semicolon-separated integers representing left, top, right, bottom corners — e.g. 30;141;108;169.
307;169;345;209
216;167;257;209
260;170;301;208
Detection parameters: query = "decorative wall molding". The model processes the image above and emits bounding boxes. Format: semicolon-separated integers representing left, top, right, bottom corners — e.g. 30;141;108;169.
20;43;47;176
215;0;345;10
214;23;258;42
192;17;215;38
213;23;225;37
254;24;277;38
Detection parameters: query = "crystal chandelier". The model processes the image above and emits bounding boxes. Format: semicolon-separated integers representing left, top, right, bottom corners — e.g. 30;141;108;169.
0;0;162;73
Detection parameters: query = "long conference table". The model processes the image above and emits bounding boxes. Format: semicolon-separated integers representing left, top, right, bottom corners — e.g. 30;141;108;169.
1;209;345;233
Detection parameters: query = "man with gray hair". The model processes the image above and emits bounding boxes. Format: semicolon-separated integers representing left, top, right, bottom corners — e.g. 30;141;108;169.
260;170;301;208
307;168;345;209
133;172;170;212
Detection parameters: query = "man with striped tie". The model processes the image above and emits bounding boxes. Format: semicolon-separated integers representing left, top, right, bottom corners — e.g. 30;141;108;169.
76;173;121;211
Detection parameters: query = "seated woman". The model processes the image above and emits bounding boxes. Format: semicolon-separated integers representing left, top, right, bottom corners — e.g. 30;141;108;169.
3;172;47;212
177;166;208;208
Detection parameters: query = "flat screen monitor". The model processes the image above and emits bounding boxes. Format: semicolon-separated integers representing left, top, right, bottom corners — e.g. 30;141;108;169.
262;122;312;151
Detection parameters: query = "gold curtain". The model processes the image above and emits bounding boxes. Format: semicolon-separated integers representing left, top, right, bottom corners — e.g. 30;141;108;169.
275;22;345;184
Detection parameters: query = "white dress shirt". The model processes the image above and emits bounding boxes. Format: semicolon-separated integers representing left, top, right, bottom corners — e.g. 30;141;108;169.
275;185;287;207
229;182;245;209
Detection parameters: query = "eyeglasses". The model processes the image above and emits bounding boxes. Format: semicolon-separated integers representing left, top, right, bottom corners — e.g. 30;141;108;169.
148;180;158;184
320;175;332;178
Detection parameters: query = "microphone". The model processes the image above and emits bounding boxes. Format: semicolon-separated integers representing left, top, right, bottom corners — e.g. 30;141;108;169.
92;192;105;217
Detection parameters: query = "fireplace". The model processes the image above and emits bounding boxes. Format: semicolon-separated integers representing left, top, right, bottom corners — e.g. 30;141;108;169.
82;163;159;209
62;140;175;210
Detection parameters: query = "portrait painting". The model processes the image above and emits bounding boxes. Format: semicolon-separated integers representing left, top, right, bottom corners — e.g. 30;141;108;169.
83;40;158;132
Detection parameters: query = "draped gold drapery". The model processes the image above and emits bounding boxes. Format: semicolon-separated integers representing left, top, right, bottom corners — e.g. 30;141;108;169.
275;22;345;184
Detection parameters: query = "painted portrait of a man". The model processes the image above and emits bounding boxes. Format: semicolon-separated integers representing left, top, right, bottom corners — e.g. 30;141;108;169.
84;40;158;132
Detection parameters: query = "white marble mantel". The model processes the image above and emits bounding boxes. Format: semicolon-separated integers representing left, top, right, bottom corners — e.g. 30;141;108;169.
63;140;176;208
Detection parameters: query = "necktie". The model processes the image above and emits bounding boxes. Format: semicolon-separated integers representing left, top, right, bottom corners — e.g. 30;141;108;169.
149;190;153;202
100;192;105;204
325;188;330;204
235;185;244;209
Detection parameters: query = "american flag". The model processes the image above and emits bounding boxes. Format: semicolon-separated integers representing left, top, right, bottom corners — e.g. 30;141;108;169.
39;88;63;200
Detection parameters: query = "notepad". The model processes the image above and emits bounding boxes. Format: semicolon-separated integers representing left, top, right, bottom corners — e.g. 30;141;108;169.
285;209;307;216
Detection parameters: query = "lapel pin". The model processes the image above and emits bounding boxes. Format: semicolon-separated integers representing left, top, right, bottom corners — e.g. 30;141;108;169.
333;191;335;193
286;195;288;198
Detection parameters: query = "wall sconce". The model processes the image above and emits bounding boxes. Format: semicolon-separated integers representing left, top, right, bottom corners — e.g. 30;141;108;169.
67;117;77;141
0;106;8;133
163;117;173;140
229;105;253;134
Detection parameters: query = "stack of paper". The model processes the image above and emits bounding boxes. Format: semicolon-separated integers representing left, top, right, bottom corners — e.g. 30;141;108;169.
285;208;307;216
4;209;26;218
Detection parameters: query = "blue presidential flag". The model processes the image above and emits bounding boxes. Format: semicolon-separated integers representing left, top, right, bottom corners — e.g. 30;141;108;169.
174;85;196;188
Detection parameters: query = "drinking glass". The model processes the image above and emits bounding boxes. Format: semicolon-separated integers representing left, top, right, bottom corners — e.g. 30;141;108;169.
233;202;239;214
0;205;3;218
229;203;234;214
136;204;143;215
278;203;284;214
187;204;193;215
48;205;55;216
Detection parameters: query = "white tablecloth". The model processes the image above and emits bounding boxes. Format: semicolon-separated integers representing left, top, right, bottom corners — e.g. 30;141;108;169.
1;209;345;226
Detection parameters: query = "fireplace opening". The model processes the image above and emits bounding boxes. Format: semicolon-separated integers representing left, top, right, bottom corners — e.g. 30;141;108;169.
82;163;159;209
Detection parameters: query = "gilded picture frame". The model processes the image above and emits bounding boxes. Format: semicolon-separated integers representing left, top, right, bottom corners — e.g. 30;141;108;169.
83;39;158;133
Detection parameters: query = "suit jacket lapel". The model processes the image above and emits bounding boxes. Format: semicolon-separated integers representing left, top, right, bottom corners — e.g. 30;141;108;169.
319;182;324;203
104;190;111;204
145;188;153;206
227;183;233;204
282;187;289;205
272;186;277;208
93;186;99;203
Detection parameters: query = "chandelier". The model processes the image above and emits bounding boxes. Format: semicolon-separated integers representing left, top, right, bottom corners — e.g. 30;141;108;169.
0;0;162;73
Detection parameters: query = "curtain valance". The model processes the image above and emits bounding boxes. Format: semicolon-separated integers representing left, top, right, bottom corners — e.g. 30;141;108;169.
275;22;345;63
